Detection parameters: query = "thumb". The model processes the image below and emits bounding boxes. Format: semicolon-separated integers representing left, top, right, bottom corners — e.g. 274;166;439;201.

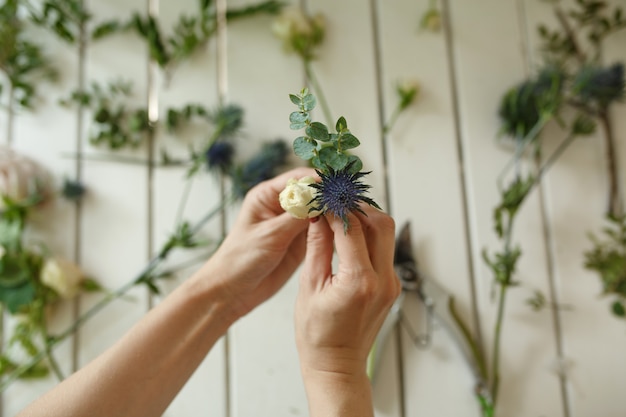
302;216;333;288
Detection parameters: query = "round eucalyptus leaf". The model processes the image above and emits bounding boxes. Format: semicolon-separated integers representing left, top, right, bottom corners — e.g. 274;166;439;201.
340;133;360;150
306;122;330;142
293;136;316;160
320;147;348;171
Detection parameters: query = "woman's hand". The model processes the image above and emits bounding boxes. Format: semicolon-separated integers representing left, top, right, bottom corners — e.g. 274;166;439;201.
295;206;401;416
201;167;315;319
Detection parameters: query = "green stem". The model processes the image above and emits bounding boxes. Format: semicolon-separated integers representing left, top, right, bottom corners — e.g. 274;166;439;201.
40;309;65;382
497;116;550;191
488;132;577;410
598;111;622;218
303;59;333;126
382;103;402;135
490;281;508;406
174;175;195;228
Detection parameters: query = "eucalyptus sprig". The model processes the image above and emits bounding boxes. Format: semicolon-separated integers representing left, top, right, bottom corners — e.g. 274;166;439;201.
288;88;380;230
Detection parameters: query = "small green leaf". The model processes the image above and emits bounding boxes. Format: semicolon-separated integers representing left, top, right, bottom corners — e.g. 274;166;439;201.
339;133;360;150
320;147;348;171
289;111;309;123
293;137;317;160
302;93;317;112
346;155;363;173
0;282;36;314
612;300;625;317
306;122;330;142
336;116;347;132
81;278;103;292
289;111;309;130
289;94;301;106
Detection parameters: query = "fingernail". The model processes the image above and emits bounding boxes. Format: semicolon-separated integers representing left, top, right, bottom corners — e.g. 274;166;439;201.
309;216;320;223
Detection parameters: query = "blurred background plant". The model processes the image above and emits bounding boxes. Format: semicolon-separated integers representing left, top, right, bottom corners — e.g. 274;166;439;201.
0;146;98;382
440;0;626;415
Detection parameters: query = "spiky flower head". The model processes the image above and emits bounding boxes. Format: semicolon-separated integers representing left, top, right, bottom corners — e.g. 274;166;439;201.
309;162;381;231
231;140;288;199
205;141;235;173
572;63;624;109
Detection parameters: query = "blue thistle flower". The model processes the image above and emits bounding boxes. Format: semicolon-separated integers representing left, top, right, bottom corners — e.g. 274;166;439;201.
205;141;235;173
309;162;382;231
211;104;244;138
61;179;87;201
572;63;624;109
231;140;289;198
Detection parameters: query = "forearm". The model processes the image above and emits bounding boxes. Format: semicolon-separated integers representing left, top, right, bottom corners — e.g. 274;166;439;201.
18;264;238;417
301;368;374;417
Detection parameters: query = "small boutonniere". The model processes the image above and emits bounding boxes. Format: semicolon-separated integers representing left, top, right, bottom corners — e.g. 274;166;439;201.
279;88;381;231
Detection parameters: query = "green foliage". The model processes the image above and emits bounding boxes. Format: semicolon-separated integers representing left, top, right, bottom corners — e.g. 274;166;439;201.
493;176;534;239
585;215;626;320
272;6;325;61
539;0;626;63
289;88;363;173
0;0;56;110
61;80;151;150
482;246;522;288
28;0;90;43
498;66;564;139
129;0;284;74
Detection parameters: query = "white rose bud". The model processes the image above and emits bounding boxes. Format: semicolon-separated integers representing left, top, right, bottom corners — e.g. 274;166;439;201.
279;176;322;219
40;257;84;299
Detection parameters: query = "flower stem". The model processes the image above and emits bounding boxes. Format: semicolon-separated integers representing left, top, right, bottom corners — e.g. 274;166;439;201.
304;60;333;126
382;103;402;135
598;111;622;218
490;281;508;406
41;311;65;382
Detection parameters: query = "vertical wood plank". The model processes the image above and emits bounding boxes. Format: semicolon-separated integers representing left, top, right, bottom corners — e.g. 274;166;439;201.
225;1;309;415
77;0;149;370
377;0;480;415
448;1;565;415
151;0;226;415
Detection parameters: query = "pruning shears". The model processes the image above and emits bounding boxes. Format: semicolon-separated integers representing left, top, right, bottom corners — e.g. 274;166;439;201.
368;222;491;404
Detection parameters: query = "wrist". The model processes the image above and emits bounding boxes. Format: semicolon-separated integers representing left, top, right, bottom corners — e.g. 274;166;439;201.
301;367;373;417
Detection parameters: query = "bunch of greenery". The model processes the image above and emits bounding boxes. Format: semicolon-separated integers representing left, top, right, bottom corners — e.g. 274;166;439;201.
448;0;626;415
0;0;56;113
0;171;98;382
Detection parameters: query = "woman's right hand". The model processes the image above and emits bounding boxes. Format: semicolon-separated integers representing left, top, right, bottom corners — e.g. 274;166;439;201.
295;205;401;416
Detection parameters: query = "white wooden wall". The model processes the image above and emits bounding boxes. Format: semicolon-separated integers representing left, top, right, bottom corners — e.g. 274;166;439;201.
3;0;626;416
